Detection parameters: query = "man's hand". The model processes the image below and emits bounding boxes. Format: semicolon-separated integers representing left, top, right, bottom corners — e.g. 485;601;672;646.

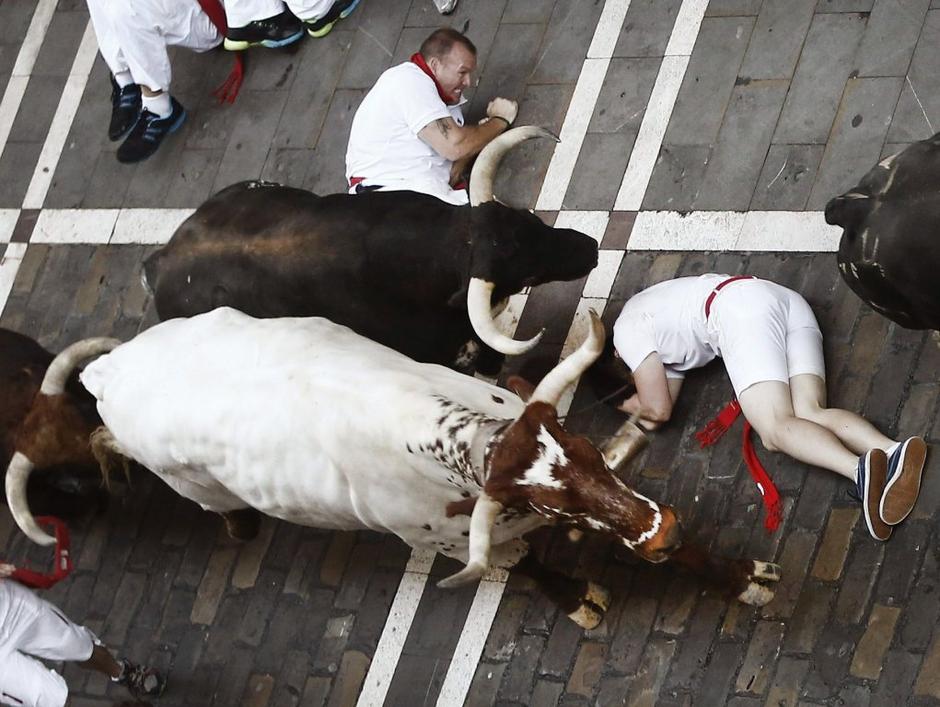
486;97;517;125
0;563;16;578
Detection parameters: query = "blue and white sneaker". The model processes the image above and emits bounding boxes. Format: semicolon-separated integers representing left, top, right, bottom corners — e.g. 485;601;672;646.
116;97;186;164
880;436;927;525
852;449;891;541
306;0;361;37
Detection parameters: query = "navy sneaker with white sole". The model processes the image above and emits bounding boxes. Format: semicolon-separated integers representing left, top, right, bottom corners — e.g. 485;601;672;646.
306;0;361;37
116;97;186;164
880;436;927;525
852;449;892;541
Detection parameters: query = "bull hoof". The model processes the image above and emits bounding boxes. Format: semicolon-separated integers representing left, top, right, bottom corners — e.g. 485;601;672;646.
736;561;781;607
221;508;261;541
567;582;610;629
568;603;603;629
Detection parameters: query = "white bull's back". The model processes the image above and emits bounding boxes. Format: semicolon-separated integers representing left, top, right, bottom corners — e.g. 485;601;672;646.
80;308;527;543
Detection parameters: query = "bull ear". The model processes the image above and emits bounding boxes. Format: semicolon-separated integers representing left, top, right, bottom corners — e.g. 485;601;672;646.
506;375;535;401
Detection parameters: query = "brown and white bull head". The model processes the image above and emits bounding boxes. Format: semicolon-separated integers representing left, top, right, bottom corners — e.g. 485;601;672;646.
5;337;121;546
438;311;680;588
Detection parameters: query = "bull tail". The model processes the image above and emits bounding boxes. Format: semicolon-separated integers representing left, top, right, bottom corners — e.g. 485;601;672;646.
90;426;131;490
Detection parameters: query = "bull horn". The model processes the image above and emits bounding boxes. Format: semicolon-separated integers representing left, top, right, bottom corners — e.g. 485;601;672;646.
469;126;559;206
40;337;122;395
467;278;542;355
530;310;605;407
5;452;55;546
437;493;503;589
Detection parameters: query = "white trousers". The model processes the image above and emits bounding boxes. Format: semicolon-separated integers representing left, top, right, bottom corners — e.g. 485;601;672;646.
86;0;221;92
0;580;97;707
225;0;336;26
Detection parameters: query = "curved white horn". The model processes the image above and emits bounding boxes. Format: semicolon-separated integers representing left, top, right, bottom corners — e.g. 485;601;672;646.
437;493;503;589
5;452;55;546
530;310;605;407
41;337;122;395
467;278;542;355
469;126;559;206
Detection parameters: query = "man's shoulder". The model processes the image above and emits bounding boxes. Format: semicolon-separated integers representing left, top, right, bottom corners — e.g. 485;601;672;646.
377;61;433;88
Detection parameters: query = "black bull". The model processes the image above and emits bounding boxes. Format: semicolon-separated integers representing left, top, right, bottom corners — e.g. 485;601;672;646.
825;132;940;330
144;183;599;373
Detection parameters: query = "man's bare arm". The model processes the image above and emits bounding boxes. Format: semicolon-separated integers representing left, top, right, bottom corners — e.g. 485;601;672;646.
419;116;506;162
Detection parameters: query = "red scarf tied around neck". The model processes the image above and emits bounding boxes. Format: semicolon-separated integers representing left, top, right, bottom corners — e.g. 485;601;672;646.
410;52;456;105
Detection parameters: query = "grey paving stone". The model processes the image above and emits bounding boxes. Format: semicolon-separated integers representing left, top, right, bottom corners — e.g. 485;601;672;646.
271;30;353;151
163;147;225;207
465;662;508;707
9;73;63;146
502;0;555;25
563;131;636;210
886;10;940;144
498;633;547;702
833;540;884;625
0;142;42;207
693;79;788;210
528;0;604;85
875;520;929;603
641;144;711;211
739;0;816;80
899;548;940;651
706;0;763;15
749;144;824;210
660;597;724;695
32;8;88;79
817;0;875;10
301;88;366;194
613;0;682;58
663;16;755;147
337;0;412;90
774;12;868;145
492;82;574;207
784;582;837;654
211;89;288;193
0;0;34;47
470;21;543;121
855;0;930;77
808;76;903;208
589;58;660;135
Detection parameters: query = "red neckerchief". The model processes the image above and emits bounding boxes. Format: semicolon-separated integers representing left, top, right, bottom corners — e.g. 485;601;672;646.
196;0;244;103
696;400;782;533
410;52;455;105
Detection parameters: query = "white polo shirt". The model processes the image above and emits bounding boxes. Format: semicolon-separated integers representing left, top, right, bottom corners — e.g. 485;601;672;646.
345;61;469;205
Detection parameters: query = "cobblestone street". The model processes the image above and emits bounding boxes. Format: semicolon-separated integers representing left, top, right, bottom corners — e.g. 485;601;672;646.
2;1;940;705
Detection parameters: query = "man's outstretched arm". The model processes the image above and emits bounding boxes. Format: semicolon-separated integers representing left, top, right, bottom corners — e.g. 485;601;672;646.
418;97;517;162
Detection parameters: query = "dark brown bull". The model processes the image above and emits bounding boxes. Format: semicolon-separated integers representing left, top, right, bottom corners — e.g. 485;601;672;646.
826;133;940;330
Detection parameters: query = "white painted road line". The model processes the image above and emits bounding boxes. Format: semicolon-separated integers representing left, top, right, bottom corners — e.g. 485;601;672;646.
23;19;98;210
32;209;117;244
535;1;634;212
614;0;709;211
627;210;840;252
436;572;510;707
111;208;194;244
356;550;435;707
0;243;28;317
0;210;19;244
554;210;610;244
0;0;58;165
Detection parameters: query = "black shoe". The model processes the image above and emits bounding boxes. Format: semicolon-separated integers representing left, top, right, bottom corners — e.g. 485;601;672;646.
109;77;141;141
224;10;304;50
306;0;361;37
114;659;167;699
116;97;186;164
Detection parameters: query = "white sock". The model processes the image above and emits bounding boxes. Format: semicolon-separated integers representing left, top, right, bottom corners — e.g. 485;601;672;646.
113;70;134;88
142;92;172;118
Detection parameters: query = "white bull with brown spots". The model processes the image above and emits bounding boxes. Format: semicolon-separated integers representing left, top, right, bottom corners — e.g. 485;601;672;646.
6;307;779;627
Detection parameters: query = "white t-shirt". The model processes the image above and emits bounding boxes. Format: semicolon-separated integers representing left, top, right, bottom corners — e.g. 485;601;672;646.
345;62;469;205
612;275;728;379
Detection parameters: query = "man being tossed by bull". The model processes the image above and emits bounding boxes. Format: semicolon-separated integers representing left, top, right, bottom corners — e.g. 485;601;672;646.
597;274;927;542
345;28;518;205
